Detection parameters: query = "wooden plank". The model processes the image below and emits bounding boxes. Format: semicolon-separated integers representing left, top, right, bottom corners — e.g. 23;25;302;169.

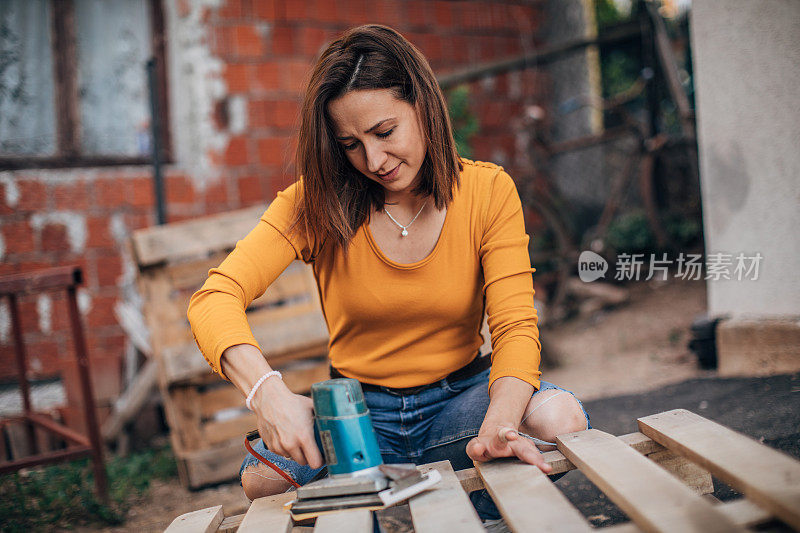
176;438;249;488
475;458;591;532
132;205;265;267
114;300;152;356
455;467;483;493
199;385;247;419
556;429;745;533
237;492;295;533
164;505;223;533
645;449;713;495
102;359;158;441
604;498;775;533
638;409;800;531
408;460;483;533
219;513;244;532
313;508;372;532
201;415;257;447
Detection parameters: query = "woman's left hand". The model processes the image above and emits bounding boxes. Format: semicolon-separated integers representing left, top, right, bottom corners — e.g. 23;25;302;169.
466;422;553;473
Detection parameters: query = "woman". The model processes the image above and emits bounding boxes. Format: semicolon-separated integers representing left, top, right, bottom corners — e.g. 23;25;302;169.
187;24;590;520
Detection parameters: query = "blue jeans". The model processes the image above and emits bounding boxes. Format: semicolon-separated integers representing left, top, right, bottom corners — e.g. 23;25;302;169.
240;368;591;520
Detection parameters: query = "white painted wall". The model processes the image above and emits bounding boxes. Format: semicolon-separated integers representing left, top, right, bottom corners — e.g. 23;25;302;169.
690;0;800;318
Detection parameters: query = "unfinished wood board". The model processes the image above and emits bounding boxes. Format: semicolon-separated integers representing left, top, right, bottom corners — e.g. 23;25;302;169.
177;438;248;488
102;359;158;441
132;205;265;267
163;505;223;533
475;458;591;532
556;429;745;533
237;492;295;533
638;409;800;531
645;449;713;494
313;508;372;532
409;460;483;533
603;498;776;533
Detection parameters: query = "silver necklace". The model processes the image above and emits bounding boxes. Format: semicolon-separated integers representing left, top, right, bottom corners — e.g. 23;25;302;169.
383;200;427;237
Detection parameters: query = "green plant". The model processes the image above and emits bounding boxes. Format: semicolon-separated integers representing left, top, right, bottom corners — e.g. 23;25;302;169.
606;209;658;254
446;85;479;159
605;208;702;256
0;443;177;531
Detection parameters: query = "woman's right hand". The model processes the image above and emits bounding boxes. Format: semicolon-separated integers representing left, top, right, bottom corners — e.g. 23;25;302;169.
221;344;324;469
251;377;324;469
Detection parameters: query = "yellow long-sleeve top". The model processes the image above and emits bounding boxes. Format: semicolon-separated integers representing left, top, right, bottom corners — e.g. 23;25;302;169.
188;159;542;391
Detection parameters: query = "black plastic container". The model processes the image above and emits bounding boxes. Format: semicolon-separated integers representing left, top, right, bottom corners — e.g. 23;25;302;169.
688;314;724;369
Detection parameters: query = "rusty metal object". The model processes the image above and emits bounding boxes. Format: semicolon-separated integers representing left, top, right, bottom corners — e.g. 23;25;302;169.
0;265;108;503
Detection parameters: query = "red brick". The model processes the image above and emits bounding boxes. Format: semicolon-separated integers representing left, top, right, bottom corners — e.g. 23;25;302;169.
2;220;35;254
224;136;249;166
85;295;118;329
52;180;90;210
338;0;370;25
223;63;249;93
203;180;229;210
87;332;126;361
232;25;265;58
249;63;280;91
212;27;231;56
373;0;402;27
16;180;47;211
274;99;299;129
237;175;265;206
86;215;114;249
406;1;431;28
252;97;299;129
282;0;307;21
217;0;243;19
248;98;271;128
60;355;122;405
300;27;331;58
312;0;337;24
126;212;153;231
94;253;123;287
40;223;71;253
271;24;295;56
23;339;61;377
129;177;155;208
95;178;128;208
165;175;197;205
451;35;470;63
434;1;453;27
256;136;290;167
253;0;277;19
0;184;13;215
280;59;310;92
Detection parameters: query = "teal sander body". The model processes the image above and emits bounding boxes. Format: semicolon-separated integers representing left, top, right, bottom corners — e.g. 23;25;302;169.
288;378;442;518
312;378;383;476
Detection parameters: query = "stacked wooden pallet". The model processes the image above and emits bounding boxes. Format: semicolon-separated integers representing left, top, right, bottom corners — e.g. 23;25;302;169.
132;206;330;489
165;409;800;532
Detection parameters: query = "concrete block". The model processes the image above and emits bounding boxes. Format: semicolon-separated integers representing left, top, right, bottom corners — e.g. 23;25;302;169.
716;317;800;376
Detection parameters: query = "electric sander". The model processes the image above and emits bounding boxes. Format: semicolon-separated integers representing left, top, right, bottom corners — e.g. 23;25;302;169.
286;378;441;519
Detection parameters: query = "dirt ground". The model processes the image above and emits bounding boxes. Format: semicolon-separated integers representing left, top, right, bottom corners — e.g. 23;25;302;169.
80;277;712;531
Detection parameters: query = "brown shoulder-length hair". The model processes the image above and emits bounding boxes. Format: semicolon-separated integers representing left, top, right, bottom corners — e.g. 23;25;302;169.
291;24;462;253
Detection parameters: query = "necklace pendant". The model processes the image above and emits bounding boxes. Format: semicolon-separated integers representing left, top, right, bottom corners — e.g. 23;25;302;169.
401;228;408;237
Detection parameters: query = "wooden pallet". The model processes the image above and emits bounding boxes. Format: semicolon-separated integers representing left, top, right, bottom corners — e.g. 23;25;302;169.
132;206;331;489
165;409;800;532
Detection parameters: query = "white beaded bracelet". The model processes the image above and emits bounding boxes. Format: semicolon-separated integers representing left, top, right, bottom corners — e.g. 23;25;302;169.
245;370;282;411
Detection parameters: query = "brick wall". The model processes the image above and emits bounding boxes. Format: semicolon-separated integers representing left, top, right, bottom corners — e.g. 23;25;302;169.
0;0;546;425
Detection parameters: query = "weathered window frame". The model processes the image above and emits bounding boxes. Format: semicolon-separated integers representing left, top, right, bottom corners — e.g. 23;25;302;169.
0;0;171;170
